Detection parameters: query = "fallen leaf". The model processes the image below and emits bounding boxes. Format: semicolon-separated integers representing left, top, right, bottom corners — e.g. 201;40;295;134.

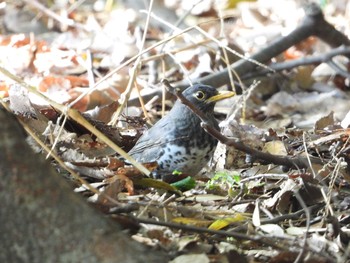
263;140;287;155
172;217;212;227
259;224;285;236
208;214;247;230
133;178;182;195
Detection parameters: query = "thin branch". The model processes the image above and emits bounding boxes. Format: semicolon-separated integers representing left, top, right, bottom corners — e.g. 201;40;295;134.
24;0;75;27
293;191;311;263
241;45;350;80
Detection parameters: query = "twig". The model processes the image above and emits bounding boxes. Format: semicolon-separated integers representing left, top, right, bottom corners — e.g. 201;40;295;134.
293;191;311;263
261;204;321;225
109;0;155;126
24;0;75;27
241;45;350;80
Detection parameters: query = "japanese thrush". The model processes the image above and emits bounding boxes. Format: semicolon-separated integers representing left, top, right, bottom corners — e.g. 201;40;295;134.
128;84;234;182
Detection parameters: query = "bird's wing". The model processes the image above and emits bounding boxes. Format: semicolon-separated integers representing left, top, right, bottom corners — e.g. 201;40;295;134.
128;117;177;162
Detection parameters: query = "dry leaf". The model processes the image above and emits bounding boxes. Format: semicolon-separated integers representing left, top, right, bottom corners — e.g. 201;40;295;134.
208;214;247;230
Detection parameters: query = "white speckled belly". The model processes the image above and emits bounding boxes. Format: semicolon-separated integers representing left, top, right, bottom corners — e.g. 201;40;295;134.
154;143;214;176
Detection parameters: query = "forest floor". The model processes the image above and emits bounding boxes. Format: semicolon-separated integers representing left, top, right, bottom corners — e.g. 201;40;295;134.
1;0;350;262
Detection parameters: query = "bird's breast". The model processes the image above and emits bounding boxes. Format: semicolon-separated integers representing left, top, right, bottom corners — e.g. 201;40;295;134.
155;141;215;176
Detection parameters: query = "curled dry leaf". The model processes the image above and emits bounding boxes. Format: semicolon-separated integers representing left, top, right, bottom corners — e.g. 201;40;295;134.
99;172;135;204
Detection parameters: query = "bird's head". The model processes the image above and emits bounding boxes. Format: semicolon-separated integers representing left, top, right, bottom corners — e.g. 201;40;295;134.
182;84;235;112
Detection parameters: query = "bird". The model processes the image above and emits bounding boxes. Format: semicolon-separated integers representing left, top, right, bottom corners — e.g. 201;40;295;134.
128;84;235;182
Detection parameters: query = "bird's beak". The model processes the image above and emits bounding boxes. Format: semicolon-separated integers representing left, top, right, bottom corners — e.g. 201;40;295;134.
206;90;235;103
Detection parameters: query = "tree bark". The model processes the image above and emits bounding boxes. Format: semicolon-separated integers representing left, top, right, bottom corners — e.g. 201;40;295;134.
0;107;168;262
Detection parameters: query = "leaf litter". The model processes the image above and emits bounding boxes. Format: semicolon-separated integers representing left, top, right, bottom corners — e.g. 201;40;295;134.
1;0;350;262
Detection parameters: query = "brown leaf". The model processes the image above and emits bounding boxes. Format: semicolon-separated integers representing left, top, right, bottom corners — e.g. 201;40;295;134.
106;157;125;170
117;162;158;178
99;172;135;204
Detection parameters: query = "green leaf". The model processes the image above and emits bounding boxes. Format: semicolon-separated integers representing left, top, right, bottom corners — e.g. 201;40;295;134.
171;176;196;191
206;171;241;189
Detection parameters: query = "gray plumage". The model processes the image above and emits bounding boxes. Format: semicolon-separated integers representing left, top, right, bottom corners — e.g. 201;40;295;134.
128;84;234;181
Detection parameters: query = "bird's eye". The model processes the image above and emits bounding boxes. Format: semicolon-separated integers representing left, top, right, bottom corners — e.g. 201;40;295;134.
194;91;206;101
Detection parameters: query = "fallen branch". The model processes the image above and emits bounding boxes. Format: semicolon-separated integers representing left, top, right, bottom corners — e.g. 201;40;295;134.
241;45;350;80
176;3;350;92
